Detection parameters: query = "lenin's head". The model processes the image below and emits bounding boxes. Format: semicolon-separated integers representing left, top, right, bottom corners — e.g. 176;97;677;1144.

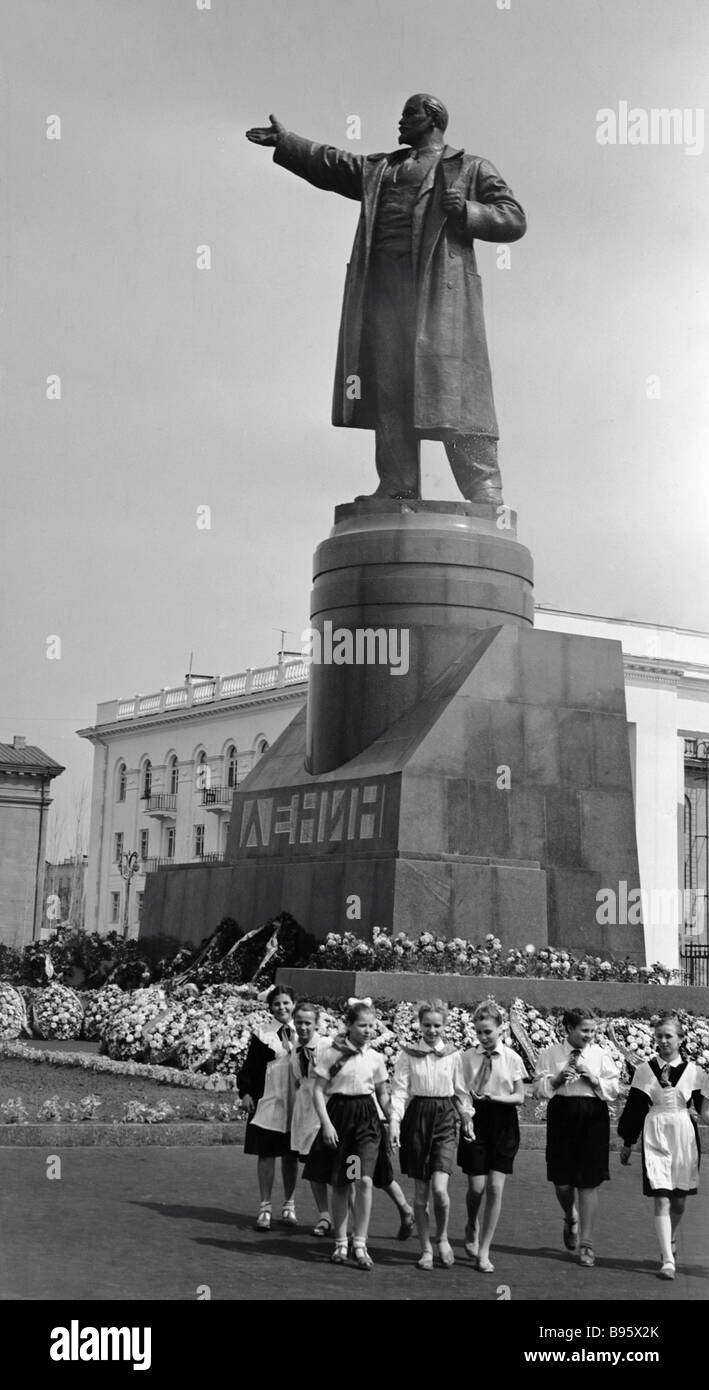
398;93;449;144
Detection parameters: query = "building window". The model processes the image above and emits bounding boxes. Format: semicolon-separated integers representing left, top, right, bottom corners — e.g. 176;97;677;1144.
117;763;127;801
142;760;152;799
114;832;124;864
136;892;144;920
110;891;120;924
194;824;205;858
255;738;269;759
139;829;149;861
165;826;175;861
169;756;179;796
227;745;238;789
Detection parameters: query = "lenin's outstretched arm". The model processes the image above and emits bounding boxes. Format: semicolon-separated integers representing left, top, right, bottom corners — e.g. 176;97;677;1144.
272;132;365;202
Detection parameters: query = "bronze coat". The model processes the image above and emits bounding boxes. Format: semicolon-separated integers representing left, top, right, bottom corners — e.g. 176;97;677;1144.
273;133;526;437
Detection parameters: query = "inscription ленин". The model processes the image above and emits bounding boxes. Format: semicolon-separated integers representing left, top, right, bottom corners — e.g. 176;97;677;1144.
239;781;387;851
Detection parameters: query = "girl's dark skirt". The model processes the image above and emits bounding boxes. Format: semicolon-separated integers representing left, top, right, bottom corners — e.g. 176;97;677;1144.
546;1095;610;1188
373;1125;395;1189
400;1097;458;1180
244;1120;295;1159
303;1094;382;1187
457;1098;520;1176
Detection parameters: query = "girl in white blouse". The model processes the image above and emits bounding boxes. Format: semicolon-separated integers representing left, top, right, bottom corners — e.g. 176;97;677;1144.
458;1002;526;1273
389;1000;474;1270
305;999;392;1270
289;1002;334;1236
533;1007;620;1269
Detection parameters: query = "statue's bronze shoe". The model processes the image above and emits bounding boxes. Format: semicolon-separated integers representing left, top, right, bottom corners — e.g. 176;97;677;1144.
354;488;421;502
464;483;503;505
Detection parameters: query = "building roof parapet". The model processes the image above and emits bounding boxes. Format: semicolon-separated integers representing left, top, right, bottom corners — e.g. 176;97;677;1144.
79;659;309;739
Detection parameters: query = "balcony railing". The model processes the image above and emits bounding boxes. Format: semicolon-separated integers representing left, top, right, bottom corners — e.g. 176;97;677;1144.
97;658;309;725
201;784;235;809
142;853;225;871
142;793;177;815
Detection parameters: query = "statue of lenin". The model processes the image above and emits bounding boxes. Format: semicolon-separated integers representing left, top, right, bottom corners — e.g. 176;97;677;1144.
246;95;526;505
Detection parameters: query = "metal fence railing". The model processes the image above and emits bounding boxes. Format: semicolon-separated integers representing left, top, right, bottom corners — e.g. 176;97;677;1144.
680;944;709;988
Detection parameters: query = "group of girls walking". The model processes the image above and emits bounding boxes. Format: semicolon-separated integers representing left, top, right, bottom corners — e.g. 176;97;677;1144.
237;986;709;1277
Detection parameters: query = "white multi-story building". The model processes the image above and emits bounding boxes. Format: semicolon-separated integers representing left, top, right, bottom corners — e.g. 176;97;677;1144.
78;659;308;941
78;612;709;974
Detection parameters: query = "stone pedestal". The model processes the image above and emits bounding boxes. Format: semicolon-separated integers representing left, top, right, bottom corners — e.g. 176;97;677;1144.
219;501;645;960
307;500;533;772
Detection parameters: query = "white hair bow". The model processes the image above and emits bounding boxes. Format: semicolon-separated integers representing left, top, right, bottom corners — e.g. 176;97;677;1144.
347;996;372;1008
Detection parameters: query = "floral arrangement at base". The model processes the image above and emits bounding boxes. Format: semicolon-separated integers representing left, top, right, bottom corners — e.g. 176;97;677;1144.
100;985;169;1059
310;928;677;984
0;1039;239;1091
3;988;708;1100
0;983;28;1040
31;983;85;1040
81;986;126;1040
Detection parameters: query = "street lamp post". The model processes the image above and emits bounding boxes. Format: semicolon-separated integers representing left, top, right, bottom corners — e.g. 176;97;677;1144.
117;851;141;940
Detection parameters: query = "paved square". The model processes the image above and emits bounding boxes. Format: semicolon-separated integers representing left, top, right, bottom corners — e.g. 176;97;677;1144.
1;1147;707;1301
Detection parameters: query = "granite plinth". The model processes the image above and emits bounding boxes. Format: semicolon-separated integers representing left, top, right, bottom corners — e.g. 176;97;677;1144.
143;631;643;956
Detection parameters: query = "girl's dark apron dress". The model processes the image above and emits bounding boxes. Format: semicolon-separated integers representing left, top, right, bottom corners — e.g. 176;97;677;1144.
237;1024;296;1159
303;1042;385;1188
546;1094;610;1188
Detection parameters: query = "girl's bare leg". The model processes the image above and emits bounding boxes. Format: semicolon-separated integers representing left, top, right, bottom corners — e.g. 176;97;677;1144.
478;1171;506;1265
257;1155;275;1203
654;1194;673;1263
578;1186;598;1249
431;1172;451;1243
465;1175;486;1254
352;1176;374;1240
280;1153;298;1205
414;1177;432;1255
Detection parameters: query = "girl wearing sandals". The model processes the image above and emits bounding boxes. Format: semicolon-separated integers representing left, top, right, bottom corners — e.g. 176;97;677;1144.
618;1012;709;1280
389;1000;475;1270
289;1001;334;1238
533;1006;620;1269
305;998;392;1269
237;985;299;1231
458;1001;526;1273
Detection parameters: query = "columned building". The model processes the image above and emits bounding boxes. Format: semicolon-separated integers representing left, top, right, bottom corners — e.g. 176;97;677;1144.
78;660;308;939
78;613;709;972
